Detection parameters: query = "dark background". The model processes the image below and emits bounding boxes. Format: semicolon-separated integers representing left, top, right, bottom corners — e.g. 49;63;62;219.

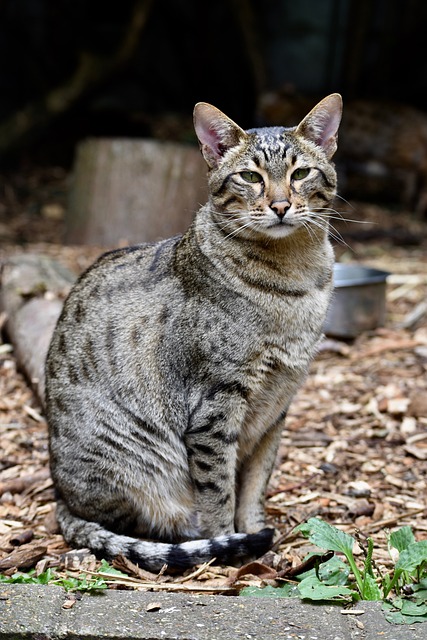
0;0;426;168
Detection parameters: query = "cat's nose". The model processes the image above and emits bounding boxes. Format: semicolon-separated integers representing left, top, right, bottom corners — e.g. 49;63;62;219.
270;200;291;220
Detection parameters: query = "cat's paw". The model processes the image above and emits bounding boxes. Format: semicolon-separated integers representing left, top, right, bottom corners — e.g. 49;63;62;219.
235;512;266;535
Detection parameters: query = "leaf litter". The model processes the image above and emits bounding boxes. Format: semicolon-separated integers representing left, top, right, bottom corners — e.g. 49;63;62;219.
0;179;426;599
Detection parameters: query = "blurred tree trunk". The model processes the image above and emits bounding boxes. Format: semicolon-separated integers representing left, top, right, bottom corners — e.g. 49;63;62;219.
66;138;207;245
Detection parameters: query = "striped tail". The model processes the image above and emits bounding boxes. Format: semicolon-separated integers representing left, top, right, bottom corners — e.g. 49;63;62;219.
56;500;274;571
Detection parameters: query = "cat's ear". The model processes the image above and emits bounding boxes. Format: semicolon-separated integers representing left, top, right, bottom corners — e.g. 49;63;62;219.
296;93;342;159
193;103;247;168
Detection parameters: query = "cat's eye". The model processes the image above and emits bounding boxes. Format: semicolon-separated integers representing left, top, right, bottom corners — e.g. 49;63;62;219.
240;171;263;183
292;168;310;181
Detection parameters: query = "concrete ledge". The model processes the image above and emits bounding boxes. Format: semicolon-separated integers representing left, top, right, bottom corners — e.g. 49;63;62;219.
0;585;426;640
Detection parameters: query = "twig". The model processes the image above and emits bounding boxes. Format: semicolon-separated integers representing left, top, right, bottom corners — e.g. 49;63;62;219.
388;274;427;285
388;282;421;302
174;558;216;584
0;470;51;496
363;507;426;533
354;339;422;359
340;610;365;615
23;405;45;423
397;299;427;330
267;472;321;497
82;570;234;593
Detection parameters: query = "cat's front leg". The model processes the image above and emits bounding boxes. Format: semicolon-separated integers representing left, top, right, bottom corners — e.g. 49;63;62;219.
235;413;286;533
185;403;242;538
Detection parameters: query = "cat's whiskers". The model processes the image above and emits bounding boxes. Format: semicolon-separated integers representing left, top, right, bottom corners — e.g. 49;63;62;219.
312;206;372;226
298;218;317;242
207;205;261;241
310;206;375;249
334;193;356;209
298;214;326;243
306;214;352;249
223;219;259;241
206;208;242;232
294;207;347;248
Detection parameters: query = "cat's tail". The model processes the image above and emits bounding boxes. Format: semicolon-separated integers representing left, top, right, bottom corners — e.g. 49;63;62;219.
55;500;274;572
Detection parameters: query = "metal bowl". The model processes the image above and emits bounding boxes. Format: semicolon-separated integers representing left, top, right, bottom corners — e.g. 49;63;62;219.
324;263;390;339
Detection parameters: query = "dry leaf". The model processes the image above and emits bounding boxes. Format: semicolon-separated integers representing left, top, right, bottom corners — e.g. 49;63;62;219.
113;554;164;582
62;594;78;609
229;561;278;585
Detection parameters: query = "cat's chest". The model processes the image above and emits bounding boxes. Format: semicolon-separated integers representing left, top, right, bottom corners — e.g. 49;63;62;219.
244;322;314;408
236;288;330;459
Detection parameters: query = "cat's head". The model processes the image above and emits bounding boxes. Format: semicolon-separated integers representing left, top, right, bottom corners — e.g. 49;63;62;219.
194;94;342;240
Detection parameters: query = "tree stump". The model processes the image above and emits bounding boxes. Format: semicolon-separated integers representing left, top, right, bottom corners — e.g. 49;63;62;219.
65;138;208;245
0;254;76;404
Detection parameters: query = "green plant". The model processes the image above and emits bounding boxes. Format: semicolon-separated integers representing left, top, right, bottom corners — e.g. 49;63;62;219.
0;566;108;592
296;517;382;601
241;518;427;625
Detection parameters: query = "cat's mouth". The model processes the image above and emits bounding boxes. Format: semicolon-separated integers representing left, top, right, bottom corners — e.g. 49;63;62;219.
274;218;294;226
262;218;300;238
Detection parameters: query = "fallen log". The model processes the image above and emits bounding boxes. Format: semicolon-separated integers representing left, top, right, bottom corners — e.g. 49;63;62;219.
0;254;76;404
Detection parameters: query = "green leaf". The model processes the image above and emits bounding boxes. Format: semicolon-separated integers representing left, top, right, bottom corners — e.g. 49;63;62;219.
396;541;427;573
383;595;427;624
401;599;427;616
389;526;416;553
362;573;382;601
0;569;59;586
384;609;427;624
383;597;427;624
298;574;356;602
83;577;108;592
55;577;80;590
298;555;350;587
35;569;55;585
296;518;366;596
0;573;32;584
412;587;427;603
98;560;129;577
319;555;350;586
296;518;355;556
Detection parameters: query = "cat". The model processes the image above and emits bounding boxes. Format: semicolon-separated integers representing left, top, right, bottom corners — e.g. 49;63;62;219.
45;93;342;572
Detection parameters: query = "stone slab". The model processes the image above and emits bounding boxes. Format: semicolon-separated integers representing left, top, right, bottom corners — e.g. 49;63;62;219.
1;585;426;640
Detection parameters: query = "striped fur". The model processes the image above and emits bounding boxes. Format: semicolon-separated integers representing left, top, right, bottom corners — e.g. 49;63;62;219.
45;95;342;571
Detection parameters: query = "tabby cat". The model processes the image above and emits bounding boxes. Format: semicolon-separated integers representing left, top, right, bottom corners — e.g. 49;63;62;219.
45;93;342;571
